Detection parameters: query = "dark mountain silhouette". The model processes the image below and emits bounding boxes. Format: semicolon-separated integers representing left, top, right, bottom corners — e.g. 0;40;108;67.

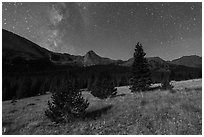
83;50;123;66
2;29;202;101
121;56;169;70
3;29;88;66
121;58;134;66
2;29;122;67
2;29;51;61
147;57;169;70
170;55;202;68
3;29;202;69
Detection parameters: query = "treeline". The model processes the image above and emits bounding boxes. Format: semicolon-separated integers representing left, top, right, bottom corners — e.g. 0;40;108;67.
2;64;130;101
2;63;201;101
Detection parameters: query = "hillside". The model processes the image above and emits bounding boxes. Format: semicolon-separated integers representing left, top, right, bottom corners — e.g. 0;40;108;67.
2;79;202;135
2;29;51;61
2;29;120;67
2;29;85;67
171;55;202;68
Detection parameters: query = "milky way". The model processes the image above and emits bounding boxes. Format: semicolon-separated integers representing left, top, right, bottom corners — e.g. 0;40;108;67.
2;2;202;60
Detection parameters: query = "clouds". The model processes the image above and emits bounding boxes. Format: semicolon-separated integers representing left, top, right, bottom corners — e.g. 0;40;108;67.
45;3;91;53
39;2;91;54
26;3;91;54
49;5;63;26
42;3;74;53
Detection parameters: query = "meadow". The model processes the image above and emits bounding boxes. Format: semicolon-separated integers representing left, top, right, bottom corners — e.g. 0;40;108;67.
2;79;202;135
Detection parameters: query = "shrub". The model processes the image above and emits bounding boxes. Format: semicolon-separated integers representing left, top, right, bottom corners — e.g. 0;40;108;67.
161;70;173;90
11;96;17;104
161;80;173;90
45;80;89;123
91;79;117;99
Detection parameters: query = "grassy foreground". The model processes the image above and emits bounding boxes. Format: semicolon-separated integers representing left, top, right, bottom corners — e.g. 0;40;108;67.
2;79;202;135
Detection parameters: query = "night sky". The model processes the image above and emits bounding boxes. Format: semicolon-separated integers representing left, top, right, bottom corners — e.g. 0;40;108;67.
2;2;202;60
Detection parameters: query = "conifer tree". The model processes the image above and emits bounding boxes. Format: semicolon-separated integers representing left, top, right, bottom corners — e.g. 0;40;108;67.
131;42;152;92
160;69;173;90
91;71;117;99
45;79;89;123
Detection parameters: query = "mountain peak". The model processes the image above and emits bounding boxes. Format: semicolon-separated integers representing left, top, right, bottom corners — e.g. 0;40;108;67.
88;50;95;53
84;50;101;66
85;50;100;58
86;50;97;55
147;56;166;63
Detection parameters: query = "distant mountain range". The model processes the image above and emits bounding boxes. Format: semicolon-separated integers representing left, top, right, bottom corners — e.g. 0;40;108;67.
170;55;202;68
2;29;202;101
2;29;202;69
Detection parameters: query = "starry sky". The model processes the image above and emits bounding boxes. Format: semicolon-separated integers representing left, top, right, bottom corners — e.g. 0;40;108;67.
2;2;202;61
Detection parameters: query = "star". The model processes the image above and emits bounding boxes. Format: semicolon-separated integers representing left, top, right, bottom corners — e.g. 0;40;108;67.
186;27;190;31
190;6;194;10
26;9;30;13
93;24;98;30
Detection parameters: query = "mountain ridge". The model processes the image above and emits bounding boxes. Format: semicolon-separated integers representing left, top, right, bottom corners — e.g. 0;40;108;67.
170;55;202;68
2;29;202;68
2;29;202;101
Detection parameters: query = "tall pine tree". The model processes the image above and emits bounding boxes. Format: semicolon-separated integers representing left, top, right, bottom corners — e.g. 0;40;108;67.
131;42;152;92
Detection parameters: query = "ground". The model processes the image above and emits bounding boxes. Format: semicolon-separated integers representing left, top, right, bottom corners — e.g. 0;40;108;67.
2;79;202;135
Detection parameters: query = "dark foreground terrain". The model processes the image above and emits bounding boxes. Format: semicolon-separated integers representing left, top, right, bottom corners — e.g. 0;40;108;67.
2;79;202;135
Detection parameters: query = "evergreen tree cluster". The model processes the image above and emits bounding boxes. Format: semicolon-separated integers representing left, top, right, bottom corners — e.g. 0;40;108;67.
3;61;201;101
